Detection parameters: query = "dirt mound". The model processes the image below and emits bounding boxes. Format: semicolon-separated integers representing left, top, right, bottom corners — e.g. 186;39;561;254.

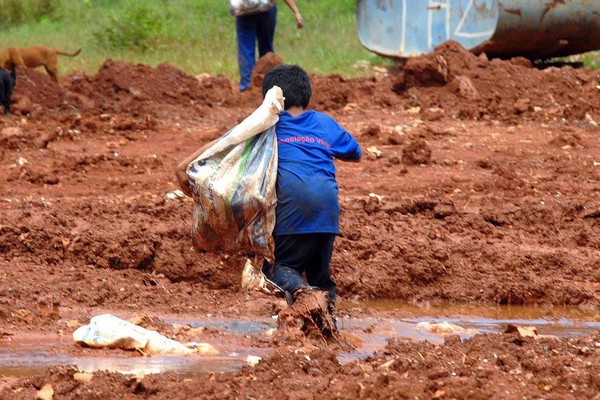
8;61;238;116
250;52;283;89
311;74;399;111
12;66;71;112
392;40;600;122
64;60;236;113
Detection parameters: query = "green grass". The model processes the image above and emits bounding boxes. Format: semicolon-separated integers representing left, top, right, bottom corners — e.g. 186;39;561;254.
0;0;387;81
582;51;600;69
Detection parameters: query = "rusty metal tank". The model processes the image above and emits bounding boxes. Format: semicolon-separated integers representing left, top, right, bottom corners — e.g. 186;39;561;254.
356;0;600;59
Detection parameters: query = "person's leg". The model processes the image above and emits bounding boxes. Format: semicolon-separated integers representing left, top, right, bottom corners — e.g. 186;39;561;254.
262;234;311;296
236;15;257;91
305;234;337;305
256;6;276;57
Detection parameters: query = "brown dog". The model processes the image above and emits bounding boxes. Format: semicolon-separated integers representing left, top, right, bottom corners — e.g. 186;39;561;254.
0;46;81;82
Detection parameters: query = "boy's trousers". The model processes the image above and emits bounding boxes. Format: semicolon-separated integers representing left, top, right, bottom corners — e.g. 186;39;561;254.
262;233;337;303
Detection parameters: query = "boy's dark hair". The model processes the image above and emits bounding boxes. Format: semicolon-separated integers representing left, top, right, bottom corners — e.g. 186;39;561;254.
262;64;311;110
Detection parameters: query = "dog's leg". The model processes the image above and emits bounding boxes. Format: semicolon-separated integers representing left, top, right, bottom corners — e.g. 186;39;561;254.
1;81;8;114
6;85;13;115
44;64;59;82
3;90;9;114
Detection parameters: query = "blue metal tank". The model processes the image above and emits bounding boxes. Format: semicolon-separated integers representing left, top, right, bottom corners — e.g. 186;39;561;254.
357;0;600;59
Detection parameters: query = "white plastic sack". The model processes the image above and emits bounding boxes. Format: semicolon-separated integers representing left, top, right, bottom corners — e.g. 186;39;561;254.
186;86;283;258
73;314;219;355
229;0;277;16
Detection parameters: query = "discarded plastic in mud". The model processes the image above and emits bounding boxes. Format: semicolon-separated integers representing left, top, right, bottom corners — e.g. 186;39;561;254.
3;306;600;378
0;335;263;379
73;314;218;355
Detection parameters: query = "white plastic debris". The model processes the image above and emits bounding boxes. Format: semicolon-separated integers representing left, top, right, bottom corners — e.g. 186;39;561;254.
416;321;478;336
246;355;262;366
262;328;275;337
35;384;54;400
73;314;218;355
166;189;185;200
184;342;220;355
584;113;598;127
366;146;382;158
368;193;384;203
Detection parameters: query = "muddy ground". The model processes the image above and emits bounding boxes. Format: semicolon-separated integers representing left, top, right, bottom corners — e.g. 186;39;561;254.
1;42;600;398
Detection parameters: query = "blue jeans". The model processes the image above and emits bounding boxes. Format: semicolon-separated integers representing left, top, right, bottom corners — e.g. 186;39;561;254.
262;233;337;303
235;6;277;91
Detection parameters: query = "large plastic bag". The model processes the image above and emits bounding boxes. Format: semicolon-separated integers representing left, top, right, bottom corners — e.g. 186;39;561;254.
73;314;219;355
186;86;283;259
229;0;277;16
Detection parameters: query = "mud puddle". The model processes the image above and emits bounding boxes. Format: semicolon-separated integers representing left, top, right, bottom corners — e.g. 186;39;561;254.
2;304;598;378
0;335;261;379
336;315;600;363
336;301;600;363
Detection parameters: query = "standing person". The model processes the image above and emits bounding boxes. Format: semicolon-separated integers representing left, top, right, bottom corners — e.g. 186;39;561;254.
232;0;303;92
259;64;362;328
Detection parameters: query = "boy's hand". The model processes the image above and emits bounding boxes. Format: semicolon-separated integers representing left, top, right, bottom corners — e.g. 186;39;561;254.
174;138;219;198
176;170;193;197
295;12;304;29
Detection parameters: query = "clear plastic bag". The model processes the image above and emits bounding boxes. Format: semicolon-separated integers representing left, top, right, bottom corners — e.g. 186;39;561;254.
186;87;283;259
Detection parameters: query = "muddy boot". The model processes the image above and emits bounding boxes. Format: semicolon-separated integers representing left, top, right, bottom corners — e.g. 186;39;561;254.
280;286;319;306
276;287;337;340
292;285;321;302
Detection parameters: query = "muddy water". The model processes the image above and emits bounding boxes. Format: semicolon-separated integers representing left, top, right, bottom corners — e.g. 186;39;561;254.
1;303;598;378
0;335;258;378
336;315;600;363
342;300;600;321
336;301;600;363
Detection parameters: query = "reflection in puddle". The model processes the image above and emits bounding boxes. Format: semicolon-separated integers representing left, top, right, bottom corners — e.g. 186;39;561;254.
336;315;600;364
0;336;260;379
2;303;599;378
163;318;273;335
336;301;600;363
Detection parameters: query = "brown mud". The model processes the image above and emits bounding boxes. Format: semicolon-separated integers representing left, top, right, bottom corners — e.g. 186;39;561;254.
3;331;600;399
1;41;600;398
276;290;337;344
250;52;283;89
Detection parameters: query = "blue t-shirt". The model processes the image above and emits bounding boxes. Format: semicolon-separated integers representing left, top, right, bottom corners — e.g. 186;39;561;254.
274;110;362;235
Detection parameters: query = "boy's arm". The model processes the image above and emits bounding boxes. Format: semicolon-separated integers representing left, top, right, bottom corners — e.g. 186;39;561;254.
174;139;218;197
330;128;362;162
320;114;362;162
283;0;303;29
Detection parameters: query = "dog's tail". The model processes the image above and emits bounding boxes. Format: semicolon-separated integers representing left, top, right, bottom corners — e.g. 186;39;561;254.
56;48;82;57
